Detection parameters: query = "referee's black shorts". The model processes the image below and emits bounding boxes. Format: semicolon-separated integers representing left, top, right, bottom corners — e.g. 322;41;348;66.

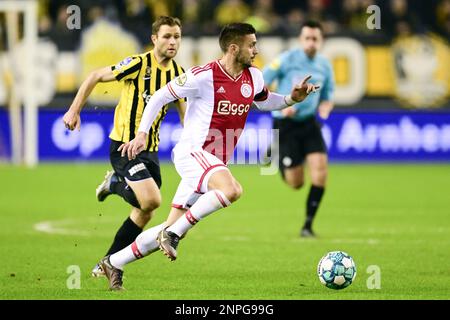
109;139;162;188
273;117;327;171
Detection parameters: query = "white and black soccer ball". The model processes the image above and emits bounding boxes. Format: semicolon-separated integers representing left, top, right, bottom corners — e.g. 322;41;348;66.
317;251;357;290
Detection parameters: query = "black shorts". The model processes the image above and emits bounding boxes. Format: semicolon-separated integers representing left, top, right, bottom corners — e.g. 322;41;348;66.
274;117;327;170
109;139;162;188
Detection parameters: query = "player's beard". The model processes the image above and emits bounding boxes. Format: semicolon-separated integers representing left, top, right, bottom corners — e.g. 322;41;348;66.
159;47;177;60
236;52;252;68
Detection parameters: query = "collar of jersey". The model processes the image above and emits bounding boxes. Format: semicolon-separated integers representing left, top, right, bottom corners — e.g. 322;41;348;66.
216;60;243;82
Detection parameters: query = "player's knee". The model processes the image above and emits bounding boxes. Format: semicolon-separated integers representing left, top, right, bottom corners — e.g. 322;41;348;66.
227;189;241;203
285;178;304;190
292;181;304;190
282;170;304;190
223;184;242;203
139;196;161;213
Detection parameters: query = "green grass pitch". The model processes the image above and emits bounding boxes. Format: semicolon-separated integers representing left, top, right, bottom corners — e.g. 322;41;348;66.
0;163;449;299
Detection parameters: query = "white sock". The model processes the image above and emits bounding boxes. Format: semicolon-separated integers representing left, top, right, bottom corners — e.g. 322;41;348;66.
110;223;165;270
167;190;231;237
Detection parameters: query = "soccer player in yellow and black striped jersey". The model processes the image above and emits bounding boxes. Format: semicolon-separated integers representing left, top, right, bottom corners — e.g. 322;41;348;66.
109;43;185;151
63;16;186;277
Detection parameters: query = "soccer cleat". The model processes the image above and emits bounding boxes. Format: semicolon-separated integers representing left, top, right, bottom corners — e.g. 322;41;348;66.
99;256;124;291
300;227;316;238
91;263;105;278
96;170;116;202
157;228;180;261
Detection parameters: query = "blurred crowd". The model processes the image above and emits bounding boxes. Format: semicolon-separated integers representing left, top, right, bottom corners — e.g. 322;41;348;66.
32;0;450;50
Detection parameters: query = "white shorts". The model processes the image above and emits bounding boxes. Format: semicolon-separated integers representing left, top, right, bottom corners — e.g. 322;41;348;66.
171;149;229;209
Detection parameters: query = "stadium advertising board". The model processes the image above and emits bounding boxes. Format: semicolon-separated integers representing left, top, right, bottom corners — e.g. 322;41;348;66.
1;109;449;162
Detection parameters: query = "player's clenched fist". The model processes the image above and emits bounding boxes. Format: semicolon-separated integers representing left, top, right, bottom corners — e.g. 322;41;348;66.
62;110;81;131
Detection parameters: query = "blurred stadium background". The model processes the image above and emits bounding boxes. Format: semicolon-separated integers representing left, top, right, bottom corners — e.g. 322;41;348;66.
0;0;449;300
0;0;449;164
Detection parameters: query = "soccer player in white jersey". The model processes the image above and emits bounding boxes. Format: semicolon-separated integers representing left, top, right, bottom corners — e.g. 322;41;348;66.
99;23;319;290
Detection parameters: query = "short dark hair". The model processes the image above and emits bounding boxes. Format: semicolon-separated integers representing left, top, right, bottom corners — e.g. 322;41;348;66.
152;16;182;35
300;20;323;35
219;23;256;53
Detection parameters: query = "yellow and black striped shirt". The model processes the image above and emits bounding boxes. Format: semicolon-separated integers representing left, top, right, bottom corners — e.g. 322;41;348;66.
109;50;185;151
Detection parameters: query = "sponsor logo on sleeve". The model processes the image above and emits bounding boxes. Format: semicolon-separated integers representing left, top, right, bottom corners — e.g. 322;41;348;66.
175;73;187;86
115;57;133;72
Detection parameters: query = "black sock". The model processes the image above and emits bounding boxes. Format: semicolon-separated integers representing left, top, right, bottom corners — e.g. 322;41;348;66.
110;181;141;209
304;185;325;230
105;217;143;255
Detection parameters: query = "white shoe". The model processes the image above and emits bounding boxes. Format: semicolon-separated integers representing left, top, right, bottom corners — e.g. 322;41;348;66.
96;171;115;202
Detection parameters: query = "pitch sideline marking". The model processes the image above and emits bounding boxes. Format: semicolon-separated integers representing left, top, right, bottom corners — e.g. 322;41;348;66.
33;219;91;236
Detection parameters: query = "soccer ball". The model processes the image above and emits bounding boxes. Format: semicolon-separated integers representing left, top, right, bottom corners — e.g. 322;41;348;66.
317;251;357;290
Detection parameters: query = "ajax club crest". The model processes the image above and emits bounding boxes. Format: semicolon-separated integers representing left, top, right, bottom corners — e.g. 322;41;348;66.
240;83;252;98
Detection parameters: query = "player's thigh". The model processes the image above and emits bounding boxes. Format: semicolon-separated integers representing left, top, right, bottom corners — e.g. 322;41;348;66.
207;169;234;190
174;149;229;193
173;149;240;203
126;177;161;209
306;152;328;186
208;169;242;202
110;140;162;185
110;141;162;207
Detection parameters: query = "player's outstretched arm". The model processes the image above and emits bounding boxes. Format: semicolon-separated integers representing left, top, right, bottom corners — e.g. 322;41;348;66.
254;75;319;112
63;67;116;131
